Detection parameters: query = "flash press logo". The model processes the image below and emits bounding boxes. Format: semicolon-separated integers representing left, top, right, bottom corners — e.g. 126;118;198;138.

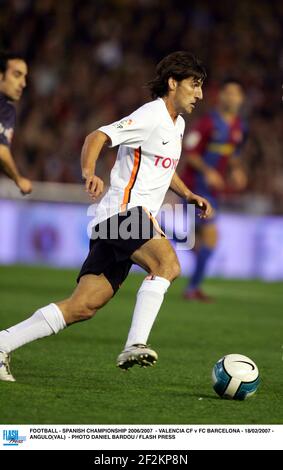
3;430;26;446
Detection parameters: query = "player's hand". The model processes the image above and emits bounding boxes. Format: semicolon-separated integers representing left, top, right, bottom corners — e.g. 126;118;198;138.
17;177;32;195
84;175;104;200
190;193;214;219
229;167;247;190
204;168;225;190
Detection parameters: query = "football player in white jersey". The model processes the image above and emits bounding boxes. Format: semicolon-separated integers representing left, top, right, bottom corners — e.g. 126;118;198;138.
0;51;212;381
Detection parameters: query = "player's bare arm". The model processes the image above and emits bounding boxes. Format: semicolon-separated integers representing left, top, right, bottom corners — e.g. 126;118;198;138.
228;156;247;190
170;171;213;218
186;153;225;190
81;130;109;199
0;144;32;195
0;54;32;195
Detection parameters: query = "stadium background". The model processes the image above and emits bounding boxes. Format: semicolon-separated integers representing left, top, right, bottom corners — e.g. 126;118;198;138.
0;0;283;425
1;0;283;278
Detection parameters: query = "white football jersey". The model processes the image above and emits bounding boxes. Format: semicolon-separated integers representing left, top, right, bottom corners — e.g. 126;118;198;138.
95;98;185;225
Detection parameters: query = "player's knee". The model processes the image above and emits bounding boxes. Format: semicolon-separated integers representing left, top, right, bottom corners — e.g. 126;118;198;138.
151;257;181;281
62;299;97;323
75;293;113;321
72;302;97;322
78;305;97;321
168;259;181;281
202;224;218;248
63;288;113;323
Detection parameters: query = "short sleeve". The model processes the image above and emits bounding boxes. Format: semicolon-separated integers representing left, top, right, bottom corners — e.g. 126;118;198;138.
183;115;213;155
98;103;159;148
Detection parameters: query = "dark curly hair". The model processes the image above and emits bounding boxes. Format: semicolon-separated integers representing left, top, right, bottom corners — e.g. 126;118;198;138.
148;51;206;99
0;51;26;74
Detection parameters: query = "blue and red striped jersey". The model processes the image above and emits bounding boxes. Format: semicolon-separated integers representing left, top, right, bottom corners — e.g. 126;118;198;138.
182;110;247;196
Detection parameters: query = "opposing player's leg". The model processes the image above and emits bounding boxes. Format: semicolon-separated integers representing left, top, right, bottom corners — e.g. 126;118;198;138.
184;220;218;301
117;236;181;370
0;273;114;382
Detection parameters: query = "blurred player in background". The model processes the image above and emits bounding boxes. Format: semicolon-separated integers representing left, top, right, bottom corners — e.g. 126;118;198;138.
0;51;212;382
0;51;32;195
181;79;247;301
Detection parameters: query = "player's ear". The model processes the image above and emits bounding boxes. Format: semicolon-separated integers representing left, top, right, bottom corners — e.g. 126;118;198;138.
168;77;177;92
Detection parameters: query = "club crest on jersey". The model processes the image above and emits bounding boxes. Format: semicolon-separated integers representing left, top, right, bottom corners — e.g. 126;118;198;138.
0;124;14;144
114;119;133;129
184;130;201;149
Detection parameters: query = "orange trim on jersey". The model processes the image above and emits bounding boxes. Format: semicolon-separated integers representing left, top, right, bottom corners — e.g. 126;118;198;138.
121;147;141;211
142;206;166;238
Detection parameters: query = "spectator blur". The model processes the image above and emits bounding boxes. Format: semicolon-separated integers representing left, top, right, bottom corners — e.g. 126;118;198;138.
1;0;283;213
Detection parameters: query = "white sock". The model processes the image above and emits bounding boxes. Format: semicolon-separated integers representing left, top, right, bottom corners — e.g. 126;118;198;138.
0;303;66;354
125;276;170;349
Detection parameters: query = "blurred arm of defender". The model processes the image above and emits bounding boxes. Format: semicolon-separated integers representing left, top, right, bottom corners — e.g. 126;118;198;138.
226;118;248;191
227;156;248;191
186;152;225;191
0;144;32;195
183;117;225;191
170;172;213;219
81;130;109;200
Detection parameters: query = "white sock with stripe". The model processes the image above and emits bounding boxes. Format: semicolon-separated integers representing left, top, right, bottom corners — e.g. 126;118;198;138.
0;303;66;354
125;276;170;349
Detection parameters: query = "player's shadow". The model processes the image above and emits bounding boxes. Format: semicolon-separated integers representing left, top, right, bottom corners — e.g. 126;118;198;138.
190;393;220;400
172;391;219;400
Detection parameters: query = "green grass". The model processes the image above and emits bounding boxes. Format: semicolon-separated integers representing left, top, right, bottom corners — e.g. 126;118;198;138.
0;265;282;424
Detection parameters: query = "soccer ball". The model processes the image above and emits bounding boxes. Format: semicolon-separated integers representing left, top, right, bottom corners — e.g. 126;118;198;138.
212;354;260;400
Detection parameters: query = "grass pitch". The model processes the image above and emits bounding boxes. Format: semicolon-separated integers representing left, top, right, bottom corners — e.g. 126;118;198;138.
0;265;282;424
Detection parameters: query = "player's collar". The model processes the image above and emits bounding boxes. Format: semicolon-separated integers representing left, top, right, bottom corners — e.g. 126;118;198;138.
158;97;180;126
0;91;14;104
